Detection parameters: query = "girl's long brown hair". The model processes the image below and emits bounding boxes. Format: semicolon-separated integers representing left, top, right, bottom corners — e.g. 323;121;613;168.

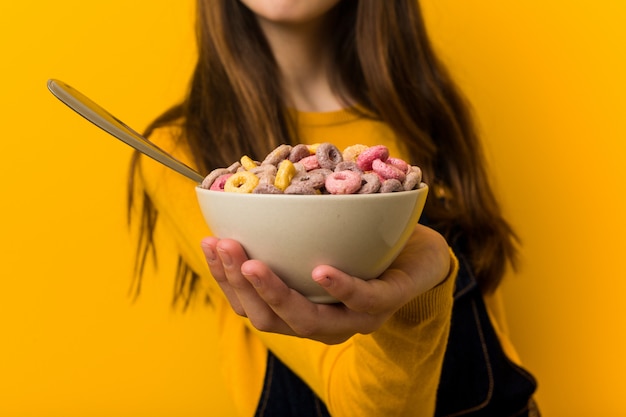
129;0;519;307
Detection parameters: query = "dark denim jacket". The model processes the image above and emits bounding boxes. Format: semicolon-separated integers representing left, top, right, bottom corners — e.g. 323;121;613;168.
254;236;539;417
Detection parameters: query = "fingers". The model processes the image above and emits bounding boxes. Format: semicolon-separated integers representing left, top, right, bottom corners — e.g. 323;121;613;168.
201;237;245;315
311;265;408;315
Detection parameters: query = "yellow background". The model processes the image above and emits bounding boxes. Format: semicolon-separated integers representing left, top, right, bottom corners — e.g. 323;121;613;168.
1;1;624;416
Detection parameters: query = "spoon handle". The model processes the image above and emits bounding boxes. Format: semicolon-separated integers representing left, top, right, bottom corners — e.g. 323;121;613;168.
47;79;204;183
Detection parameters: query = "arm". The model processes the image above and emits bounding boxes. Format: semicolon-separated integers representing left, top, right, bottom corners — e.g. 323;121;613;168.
202;227;457;416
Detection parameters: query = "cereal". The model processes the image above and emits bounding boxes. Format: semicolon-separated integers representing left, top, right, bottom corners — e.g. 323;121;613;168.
253;184;283;194
342;144;368;162
291;171;327;190
316;143;343;170
262;144;292;166
403;167;422;191
358;172;381;194
372;158;406;182
299;155;321;171
334;160;360;173
289;144;311;163
356;145;389;171
380;178;403;193
202;168;230;189
201;142;424;195
224;171;259;193
386;157;409;174
274;159;297;191
226;161;242;173
209;173;233;191
325;170;362;195
284;184;318;194
240;155;258;170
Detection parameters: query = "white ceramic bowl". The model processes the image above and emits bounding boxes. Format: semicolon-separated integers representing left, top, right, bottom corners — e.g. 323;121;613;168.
196;184;428;303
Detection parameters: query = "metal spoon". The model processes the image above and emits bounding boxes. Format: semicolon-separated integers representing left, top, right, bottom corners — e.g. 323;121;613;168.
47;79;204;183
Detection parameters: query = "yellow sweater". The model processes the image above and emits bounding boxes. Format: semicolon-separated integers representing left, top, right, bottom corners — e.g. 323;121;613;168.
138;108;520;417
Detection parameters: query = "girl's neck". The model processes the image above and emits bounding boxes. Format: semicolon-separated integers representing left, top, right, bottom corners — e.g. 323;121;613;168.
257;18;344;112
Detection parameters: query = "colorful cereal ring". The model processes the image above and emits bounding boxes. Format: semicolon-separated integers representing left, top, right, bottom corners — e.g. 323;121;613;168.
224;171;259;193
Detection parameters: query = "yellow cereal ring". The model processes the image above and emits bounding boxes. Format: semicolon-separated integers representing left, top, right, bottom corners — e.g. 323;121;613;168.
240;155;258;170
274;159;296;191
342;144;369;162
307;143;322;154
224;171;259;193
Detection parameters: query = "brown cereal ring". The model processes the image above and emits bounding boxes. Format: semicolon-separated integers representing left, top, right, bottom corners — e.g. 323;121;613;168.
335;160;361;173
293;162;307;176
201;168;230;189
358;172;381;194
403;167;422;191
250;164;277;176
291;171;327;190
289;144;311;162
308;168;333;181
226;161;242;173
380;178;403;193
284;184;318;194
253;184;283;194
316;143;343;170
262;144;292;166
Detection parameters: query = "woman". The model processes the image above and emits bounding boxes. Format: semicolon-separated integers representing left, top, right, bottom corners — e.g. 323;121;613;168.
129;1;539;415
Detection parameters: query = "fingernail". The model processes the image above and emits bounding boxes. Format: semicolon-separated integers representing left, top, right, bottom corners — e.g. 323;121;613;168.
202;244;217;263
313;275;332;288
217;248;232;267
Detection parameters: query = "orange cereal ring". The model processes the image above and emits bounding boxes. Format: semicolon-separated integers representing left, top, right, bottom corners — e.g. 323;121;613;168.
342;144;368;162
224;171;260;193
274;159;297;191
307;143;322;154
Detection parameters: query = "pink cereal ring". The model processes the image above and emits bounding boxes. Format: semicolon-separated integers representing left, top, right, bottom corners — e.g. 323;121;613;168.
299;155;321;171
356;145;389;171
209;173;233;191
325;170;362;194
372;158;406;182
386;157;409;174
